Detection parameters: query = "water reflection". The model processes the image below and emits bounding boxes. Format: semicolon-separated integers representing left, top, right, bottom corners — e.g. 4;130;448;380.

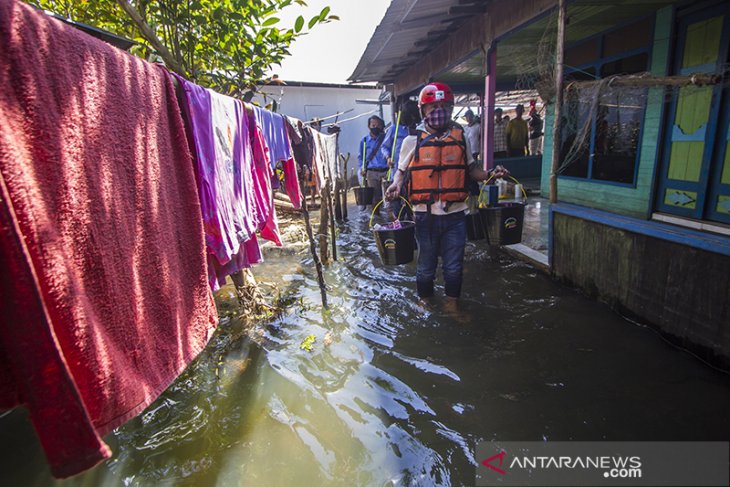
3;207;730;486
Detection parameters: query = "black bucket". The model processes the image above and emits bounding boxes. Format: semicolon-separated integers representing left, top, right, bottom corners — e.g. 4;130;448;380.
353;186;374;206
480;203;525;245
465;212;486;241
373;221;416;265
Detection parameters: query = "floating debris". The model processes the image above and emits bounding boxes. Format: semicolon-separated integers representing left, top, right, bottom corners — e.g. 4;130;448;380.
300;334;316;352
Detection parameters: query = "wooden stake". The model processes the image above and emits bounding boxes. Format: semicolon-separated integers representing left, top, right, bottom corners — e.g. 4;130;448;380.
333;176;343;222
301;196;328;308
549;0;566;205
340;153;350;220
328;179;338;261
318;179;330;264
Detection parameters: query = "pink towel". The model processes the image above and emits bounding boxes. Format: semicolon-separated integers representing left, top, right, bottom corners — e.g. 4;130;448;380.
0;0;218;477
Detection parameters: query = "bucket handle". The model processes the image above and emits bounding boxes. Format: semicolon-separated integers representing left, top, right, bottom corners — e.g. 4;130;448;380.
369;196;414;229
478;174;528;208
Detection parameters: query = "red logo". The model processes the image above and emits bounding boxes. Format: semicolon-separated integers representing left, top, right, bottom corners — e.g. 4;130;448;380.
482;451;507;475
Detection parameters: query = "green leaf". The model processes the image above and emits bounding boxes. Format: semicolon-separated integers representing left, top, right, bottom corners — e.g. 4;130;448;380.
294;15;304;33
300;334;316;352
33;0;331;94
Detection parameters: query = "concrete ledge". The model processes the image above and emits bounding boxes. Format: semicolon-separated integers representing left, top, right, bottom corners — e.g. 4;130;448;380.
502;243;549;273
552;203;730;257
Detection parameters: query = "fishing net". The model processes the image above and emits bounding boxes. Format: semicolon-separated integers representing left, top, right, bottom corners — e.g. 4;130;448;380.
514;8;729;180
557;71;728;180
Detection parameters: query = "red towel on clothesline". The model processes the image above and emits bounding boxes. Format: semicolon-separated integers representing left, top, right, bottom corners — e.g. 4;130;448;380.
0;0;218;478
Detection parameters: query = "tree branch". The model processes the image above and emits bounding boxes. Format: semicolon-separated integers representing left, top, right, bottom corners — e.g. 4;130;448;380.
114;0;186;76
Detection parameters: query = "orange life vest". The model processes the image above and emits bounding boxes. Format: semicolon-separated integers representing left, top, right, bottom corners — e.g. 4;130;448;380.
408;126;469;204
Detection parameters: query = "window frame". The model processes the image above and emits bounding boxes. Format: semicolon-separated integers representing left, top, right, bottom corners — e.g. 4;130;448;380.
558;16;656;188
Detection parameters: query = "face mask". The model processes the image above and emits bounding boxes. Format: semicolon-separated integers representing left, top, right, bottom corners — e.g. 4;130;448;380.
424;107;451;130
370;127;382;136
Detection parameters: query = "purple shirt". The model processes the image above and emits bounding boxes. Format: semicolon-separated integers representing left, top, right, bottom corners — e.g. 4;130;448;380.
253;106;293;166
176;76;258;267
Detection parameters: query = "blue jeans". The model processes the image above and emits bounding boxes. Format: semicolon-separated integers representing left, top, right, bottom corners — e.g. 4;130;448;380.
414;211;466;298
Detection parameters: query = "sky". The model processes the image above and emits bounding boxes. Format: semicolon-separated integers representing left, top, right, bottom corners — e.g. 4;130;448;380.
267;0;391;84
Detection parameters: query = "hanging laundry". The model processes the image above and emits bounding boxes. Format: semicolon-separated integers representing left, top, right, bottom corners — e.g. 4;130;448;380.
248;111;283;246
175;75;260;272
252;106;303;208
252;105;294;167
0;1;218;478
286;117;315;172
310;129;340;189
207;236;263;289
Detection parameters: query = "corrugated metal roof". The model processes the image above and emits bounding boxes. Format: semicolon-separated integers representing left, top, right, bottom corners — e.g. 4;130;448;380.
348;0;491;84
351;0;679;93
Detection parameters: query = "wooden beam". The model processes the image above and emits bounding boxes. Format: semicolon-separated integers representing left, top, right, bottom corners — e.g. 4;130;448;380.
393;0;555;96
568;73;720;88
449;5;487;15
550;0;566;205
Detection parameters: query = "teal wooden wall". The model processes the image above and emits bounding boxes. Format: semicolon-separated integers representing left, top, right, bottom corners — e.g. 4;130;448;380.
540;7;674;219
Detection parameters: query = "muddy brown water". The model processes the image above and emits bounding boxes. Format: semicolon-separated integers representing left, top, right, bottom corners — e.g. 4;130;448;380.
2;209;730;486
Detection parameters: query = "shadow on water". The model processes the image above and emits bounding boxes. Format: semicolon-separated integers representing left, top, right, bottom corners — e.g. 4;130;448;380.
3;204;730;486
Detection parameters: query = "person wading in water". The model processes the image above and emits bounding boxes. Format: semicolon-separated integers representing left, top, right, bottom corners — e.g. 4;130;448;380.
385;82;508;308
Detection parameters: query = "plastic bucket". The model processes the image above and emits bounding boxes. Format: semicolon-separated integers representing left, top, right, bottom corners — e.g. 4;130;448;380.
465;212;486;241
480;202;525;245
353;186;374;206
373;221;416;265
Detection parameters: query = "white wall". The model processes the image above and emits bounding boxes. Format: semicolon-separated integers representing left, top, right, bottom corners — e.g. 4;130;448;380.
253;84;392;163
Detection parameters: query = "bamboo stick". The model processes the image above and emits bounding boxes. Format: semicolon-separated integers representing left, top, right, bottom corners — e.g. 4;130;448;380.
567;73;720;89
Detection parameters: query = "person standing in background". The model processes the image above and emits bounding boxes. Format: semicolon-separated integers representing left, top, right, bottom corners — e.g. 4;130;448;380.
528;107;544;156
493;108;508;159
357;115;387;210
380;100;420;219
463;109;481;160
506;104;529;157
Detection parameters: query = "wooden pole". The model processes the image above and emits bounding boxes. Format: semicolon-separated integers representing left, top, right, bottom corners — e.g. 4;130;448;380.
115;0;186;76
484;47;497;172
301;196;328;308
549;0;566;204
340;153;350;220
568;73;720;89
334;176;343;222
318;179;330;264
328;179;338;261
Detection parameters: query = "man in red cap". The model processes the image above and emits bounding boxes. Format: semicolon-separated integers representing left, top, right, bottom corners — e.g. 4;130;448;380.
385;82;508;302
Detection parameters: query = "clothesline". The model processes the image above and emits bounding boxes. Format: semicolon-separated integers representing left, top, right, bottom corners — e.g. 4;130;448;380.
0;0;337;479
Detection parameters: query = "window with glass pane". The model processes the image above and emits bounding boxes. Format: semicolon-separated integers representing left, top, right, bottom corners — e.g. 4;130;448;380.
592;88;646;183
560;85;591;178
557;18;651;185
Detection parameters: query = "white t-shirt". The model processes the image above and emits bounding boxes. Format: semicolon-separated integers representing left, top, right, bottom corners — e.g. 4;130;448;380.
464;122;481;155
397;123;474;215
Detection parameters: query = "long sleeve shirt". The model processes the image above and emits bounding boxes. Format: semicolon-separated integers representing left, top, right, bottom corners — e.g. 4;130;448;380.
379;123;410;167
357;133;388;171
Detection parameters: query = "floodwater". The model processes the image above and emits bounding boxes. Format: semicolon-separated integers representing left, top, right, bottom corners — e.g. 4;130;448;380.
3;206;730;486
